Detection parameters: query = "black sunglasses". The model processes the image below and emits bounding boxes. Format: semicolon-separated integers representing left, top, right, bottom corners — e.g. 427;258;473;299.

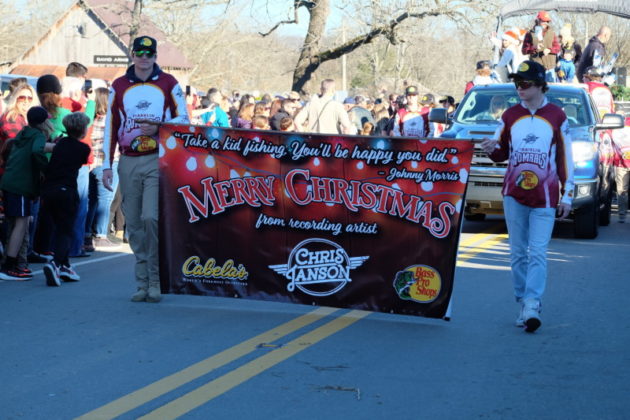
514;80;537;90
134;50;155;58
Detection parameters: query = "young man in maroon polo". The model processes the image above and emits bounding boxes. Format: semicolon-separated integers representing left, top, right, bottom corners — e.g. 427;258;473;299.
481;60;574;332
102;36;189;302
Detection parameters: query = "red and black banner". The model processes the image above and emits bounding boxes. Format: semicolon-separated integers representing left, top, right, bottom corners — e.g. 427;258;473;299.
159;125;473;318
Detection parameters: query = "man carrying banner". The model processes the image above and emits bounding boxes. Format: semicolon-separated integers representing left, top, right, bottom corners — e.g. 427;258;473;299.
480;60;574;333
102;35;189;303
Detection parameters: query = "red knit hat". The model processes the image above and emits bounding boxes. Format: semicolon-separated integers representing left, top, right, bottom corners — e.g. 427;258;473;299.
537;10;551;22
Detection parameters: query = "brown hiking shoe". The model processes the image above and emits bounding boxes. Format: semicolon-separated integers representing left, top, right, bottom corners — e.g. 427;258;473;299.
146;286;162;303
131;288;148;302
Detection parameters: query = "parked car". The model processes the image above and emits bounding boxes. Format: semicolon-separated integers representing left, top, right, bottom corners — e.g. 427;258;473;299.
430;83;625;239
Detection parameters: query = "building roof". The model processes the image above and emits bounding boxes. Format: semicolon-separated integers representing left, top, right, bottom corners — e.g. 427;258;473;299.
7;0;190;78
82;0;191;69
10;64;126;81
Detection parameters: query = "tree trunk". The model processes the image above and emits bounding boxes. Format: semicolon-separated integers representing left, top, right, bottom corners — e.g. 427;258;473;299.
128;0;144;52
292;0;330;94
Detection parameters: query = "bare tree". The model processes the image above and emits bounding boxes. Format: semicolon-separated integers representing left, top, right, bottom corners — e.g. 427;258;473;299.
260;0;494;94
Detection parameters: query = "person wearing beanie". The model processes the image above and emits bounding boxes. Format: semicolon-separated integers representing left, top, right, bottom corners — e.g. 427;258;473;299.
521;11;561;82
0;107;54;281
36;74;72;141
101;35;189;303
493;27;527;82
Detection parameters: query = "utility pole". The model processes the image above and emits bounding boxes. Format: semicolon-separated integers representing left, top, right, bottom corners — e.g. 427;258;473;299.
341;21;347;92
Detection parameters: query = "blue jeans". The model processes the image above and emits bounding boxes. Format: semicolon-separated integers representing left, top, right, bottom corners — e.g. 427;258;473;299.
545;69;557;83
86;162;119;238
503;196;556;303
70;166;90;255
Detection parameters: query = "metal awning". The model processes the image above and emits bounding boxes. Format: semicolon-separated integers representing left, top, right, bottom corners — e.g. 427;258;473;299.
500;0;630;20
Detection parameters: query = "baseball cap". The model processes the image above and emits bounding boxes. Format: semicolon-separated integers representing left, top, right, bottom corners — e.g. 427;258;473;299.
132;36;157;53
508;60;546;83
476;60;491;70
343;97;356;105
439;95;455;105
405;85;419;95
537;10;552;22
420;93;435;105
288;91;301;100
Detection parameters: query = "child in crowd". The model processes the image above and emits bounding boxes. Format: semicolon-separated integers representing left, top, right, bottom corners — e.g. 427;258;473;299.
41;112;91;286
279;116;295;132
361;121;374;136
252;115;270;130
0;107;52;280
557;51;576;83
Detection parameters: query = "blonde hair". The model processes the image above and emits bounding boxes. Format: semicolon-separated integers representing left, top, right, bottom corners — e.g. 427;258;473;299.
5;85;39;122
238;103;255;121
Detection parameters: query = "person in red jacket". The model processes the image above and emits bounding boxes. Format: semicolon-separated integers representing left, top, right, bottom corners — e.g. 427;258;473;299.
480;60;574;333
521;11;561;82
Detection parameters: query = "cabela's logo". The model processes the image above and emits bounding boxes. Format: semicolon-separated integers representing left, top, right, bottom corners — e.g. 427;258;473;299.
269;238;368;297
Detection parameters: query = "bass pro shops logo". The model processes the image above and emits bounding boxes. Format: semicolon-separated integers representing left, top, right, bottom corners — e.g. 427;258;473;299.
269;238;369;297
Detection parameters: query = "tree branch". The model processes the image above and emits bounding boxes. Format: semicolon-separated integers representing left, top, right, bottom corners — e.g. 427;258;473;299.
315;10;447;63
259;0;314;37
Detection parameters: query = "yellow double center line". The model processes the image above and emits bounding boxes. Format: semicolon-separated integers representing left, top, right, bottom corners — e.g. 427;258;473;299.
76;307;369;420
457;224;508;263
77;225;506;419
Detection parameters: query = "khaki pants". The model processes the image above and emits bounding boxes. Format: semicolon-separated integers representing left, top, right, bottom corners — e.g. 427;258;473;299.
615;166;630;219
118;154;159;289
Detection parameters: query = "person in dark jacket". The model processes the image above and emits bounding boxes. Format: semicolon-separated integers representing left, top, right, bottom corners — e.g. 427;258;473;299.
576;26;612;83
348;95;376;133
0;107;52;280
41;112;91;287
269;99;299;131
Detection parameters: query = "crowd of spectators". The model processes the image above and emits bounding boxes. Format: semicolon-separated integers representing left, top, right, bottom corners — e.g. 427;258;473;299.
0;63;124;281
185;78;453;139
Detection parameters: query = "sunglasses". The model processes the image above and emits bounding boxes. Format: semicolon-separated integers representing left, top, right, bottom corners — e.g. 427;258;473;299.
134;50;155;58
17;95;33;102
514;80;537;90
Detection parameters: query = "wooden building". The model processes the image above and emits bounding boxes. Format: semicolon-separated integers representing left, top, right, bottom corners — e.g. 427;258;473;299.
5;0;191;85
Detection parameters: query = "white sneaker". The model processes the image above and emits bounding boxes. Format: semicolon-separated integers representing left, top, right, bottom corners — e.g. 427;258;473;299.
59;265;80;282
44;262;61;287
522;298;542;333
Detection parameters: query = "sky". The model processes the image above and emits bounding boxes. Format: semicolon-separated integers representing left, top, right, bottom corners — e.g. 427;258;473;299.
211;0;347;39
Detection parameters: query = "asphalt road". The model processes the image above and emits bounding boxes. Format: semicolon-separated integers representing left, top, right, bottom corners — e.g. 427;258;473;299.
1;210;629;420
